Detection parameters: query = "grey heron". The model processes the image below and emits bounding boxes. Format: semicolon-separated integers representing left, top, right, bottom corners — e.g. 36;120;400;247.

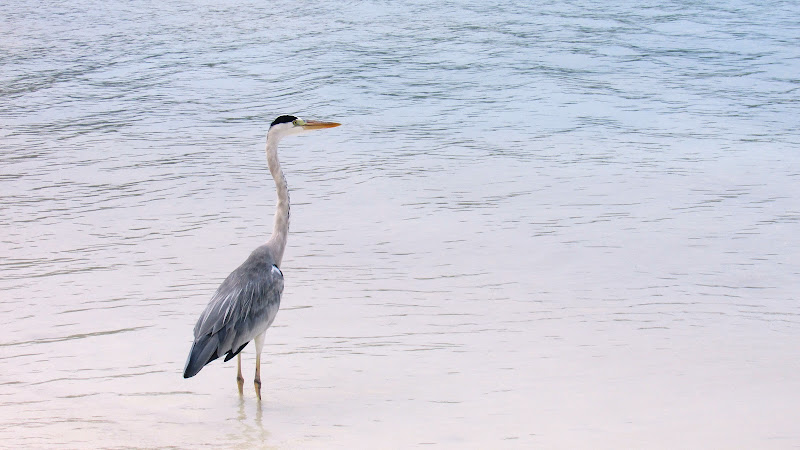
183;115;340;399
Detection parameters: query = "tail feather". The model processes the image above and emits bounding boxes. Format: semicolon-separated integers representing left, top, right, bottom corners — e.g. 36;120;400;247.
183;334;220;378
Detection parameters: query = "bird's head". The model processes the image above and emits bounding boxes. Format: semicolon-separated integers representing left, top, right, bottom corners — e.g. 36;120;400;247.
268;115;340;139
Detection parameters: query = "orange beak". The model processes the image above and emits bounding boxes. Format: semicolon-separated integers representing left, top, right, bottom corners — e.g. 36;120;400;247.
301;120;341;130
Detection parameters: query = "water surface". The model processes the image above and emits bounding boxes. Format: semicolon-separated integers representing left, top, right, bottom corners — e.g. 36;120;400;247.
1;0;799;448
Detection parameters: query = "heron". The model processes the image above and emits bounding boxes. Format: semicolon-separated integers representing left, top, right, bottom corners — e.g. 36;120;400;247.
183;115;340;399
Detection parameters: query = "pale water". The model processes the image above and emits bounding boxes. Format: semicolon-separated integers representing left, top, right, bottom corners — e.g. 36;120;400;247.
1;0;799;448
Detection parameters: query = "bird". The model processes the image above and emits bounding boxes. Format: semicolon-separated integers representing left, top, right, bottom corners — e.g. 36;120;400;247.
183;115;340;400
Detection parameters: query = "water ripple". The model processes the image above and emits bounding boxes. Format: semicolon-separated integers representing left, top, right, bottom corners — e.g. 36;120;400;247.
1;0;799;448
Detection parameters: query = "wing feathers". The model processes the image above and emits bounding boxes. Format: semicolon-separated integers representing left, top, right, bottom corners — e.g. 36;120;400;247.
183;251;283;378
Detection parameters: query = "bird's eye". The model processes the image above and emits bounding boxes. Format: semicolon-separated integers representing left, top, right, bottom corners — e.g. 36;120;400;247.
292;119;306;126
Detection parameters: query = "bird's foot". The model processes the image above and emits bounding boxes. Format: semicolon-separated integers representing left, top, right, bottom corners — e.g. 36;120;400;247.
237;375;245;395
254;379;262;400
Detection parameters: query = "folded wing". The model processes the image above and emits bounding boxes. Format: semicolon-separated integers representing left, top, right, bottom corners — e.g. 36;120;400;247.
183;252;283;378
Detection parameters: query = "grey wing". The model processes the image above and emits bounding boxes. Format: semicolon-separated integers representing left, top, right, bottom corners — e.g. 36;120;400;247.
183;261;283;378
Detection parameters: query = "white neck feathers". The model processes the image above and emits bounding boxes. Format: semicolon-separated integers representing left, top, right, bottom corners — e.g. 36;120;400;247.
265;132;289;265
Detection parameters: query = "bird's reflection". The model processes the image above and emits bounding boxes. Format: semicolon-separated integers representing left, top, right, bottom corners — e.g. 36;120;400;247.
234;395;269;447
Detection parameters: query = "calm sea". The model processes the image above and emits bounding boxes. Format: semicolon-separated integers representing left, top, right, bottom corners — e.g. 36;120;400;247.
1;0;798;448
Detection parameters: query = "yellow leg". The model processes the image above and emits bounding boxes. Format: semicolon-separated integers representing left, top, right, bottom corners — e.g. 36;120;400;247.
254;332;265;401
254;351;262;400
237;353;244;395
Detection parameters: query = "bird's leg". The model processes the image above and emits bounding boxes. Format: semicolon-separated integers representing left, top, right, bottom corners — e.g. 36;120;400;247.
237;353;244;395
254;352;262;400
254;332;266;400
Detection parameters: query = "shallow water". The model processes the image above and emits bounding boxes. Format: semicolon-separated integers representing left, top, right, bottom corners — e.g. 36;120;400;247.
1;0;799;448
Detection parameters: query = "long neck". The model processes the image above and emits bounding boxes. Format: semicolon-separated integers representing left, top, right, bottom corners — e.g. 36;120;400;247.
265;132;289;265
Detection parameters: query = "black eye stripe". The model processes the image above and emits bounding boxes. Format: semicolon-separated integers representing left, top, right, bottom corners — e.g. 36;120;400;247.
270;115;298;127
